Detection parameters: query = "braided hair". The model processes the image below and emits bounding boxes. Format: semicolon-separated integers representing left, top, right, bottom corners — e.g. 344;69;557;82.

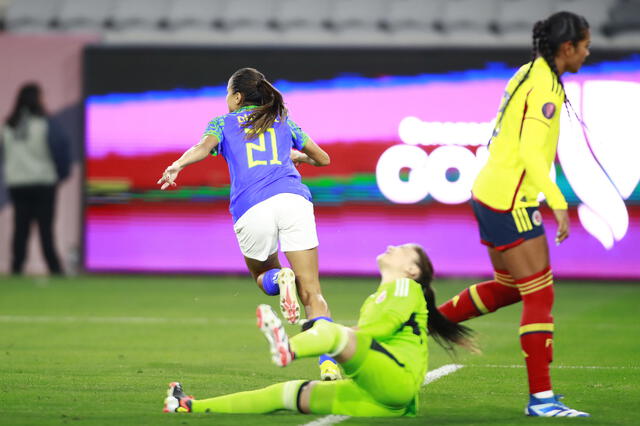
535;12;590;97
492;11;589;135
229;67;287;137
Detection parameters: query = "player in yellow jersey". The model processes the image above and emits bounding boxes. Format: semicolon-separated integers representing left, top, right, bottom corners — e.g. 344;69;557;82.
163;244;475;417
438;12;591;417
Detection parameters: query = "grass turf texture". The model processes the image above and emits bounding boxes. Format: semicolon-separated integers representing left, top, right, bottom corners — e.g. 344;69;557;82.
1;275;639;425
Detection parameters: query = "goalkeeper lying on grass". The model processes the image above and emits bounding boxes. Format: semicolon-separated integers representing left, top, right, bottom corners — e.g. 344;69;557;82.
164;243;474;417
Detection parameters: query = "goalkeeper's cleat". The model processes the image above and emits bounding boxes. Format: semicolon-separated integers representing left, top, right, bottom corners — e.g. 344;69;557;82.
163;382;193;413
320;359;342;381
257;304;294;367
525;394;590;417
277;268;301;324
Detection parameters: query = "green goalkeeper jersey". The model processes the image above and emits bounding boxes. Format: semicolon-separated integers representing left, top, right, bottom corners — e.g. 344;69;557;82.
356;278;429;390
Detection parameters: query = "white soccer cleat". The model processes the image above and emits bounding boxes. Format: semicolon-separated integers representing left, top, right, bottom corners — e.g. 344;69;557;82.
277;268;301;324
525;395;590;417
163;382;193;413
257;304;294;367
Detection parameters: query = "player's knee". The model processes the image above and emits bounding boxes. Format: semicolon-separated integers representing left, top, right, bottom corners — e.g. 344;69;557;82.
295;272;320;289
297;381;318;414
521;284;554;319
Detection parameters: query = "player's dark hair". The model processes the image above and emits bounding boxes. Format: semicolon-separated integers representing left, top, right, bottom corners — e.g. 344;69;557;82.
490;12;589;138
413;245;475;353
6;82;46;130
229;67;287;137
534;11;590;93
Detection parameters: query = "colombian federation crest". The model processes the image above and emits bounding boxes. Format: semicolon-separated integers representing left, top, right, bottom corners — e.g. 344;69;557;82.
542;102;556;119
532;210;543;226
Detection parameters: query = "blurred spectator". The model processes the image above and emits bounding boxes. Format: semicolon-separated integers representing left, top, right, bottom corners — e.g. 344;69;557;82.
1;83;70;275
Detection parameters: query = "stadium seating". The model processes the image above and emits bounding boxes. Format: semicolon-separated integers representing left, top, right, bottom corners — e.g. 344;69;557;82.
383;0;443;33
439;0;502;45
109;0;172;30
440;0;498;34
329;0;386;32
56;0;114;32
554;0;616;34
605;0;640;35
5;0;62;32
165;0;227;30
1;0;637;48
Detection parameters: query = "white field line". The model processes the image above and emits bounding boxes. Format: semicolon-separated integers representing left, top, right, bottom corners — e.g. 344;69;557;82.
300;364;463;426
301;415;350;426
423;363;464;385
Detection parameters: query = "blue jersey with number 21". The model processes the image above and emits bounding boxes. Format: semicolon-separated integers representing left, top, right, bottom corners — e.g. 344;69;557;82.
203;105;312;222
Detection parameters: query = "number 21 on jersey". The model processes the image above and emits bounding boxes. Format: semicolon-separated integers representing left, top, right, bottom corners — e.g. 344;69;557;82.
245;128;282;168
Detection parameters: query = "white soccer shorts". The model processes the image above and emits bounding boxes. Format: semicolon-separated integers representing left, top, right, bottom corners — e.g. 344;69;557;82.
233;193;319;261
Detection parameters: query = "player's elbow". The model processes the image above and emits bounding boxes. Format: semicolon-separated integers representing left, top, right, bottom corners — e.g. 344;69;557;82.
317;154;330;167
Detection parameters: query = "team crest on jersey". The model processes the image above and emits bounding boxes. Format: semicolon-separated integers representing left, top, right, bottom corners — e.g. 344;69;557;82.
532;210;543;226
542;102;556;119
375;290;387;304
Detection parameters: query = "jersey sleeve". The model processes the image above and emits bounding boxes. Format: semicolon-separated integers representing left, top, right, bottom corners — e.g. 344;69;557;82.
357;279;420;340
286;118;310;150
203;116;225;156
519;88;568;210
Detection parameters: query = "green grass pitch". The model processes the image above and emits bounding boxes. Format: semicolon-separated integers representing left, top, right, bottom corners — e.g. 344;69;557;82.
1;275;639;425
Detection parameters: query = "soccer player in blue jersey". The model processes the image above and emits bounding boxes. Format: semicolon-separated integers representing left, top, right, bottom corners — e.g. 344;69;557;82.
157;67;339;379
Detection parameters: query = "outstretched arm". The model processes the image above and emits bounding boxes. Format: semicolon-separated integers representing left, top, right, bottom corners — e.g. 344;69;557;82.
157;135;219;190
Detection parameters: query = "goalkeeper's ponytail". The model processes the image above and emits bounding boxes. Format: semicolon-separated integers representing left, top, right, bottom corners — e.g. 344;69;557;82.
413;246;476;353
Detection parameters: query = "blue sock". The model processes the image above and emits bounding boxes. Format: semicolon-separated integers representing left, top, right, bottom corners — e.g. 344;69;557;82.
313;316;338;365
261;268;280;296
319;354;337;365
